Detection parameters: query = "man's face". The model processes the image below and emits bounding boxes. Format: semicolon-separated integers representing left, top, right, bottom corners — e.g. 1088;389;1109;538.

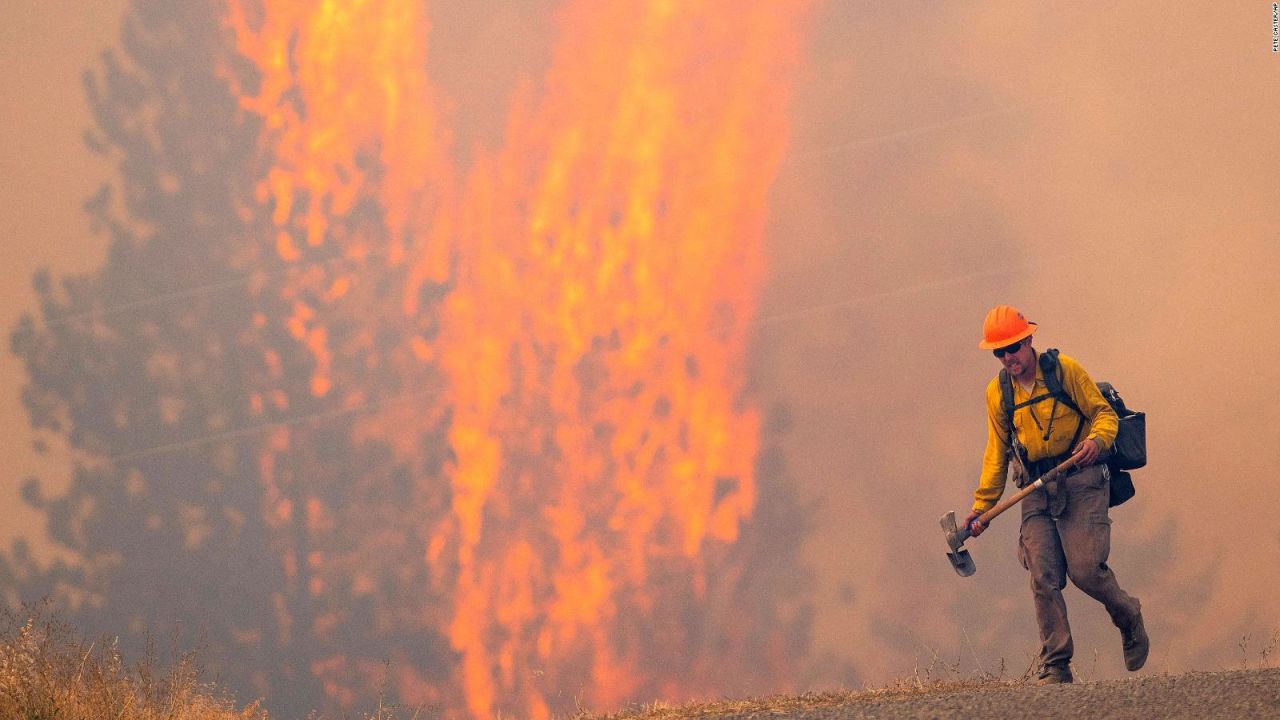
994;337;1034;376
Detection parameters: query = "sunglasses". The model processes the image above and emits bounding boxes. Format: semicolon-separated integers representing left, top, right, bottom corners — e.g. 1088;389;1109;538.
992;339;1025;358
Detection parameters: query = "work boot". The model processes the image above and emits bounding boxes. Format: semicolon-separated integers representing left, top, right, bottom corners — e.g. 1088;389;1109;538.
1035;663;1073;685
1122;613;1149;671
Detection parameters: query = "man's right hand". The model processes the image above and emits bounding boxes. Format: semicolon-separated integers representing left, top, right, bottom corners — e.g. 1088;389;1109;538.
964;510;986;537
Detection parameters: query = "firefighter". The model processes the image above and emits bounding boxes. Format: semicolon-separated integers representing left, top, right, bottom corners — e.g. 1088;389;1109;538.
965;305;1148;685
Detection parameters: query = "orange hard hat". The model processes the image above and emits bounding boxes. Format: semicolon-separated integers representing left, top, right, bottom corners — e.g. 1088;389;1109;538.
978;305;1037;349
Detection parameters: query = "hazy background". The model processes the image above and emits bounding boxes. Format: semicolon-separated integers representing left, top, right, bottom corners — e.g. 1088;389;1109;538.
2;0;127;550
3;0;1278;708
760;0;1280;684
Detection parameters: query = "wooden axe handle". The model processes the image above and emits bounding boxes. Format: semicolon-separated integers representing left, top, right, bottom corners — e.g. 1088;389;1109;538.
976;449;1086;528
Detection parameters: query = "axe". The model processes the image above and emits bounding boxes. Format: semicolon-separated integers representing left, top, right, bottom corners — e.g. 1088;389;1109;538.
940;450;1086;577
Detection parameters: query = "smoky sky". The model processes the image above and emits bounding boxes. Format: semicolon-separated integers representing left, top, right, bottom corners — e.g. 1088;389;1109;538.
4;0;1279;704
759;0;1280;685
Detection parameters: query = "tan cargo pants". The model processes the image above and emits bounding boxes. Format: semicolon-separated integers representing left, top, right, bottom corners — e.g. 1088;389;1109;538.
1016;462;1142;669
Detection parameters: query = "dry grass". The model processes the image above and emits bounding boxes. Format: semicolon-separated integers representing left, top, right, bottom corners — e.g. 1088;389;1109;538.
576;629;1280;720
570;680;1019;720
571;653;1032;720
0;603;264;720
0;604;1020;720
0;604;440;720
20;604;1272;720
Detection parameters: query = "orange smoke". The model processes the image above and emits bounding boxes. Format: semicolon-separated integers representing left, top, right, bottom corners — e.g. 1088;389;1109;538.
226;0;811;716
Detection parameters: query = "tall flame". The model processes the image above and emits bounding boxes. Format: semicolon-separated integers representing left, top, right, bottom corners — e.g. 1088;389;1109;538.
436;3;809;715
225;0;810;716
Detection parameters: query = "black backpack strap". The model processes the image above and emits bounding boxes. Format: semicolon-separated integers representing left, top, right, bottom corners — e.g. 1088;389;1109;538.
1039;348;1085;449
1039;350;1079;412
998;369;1030;472
998;368;1014;445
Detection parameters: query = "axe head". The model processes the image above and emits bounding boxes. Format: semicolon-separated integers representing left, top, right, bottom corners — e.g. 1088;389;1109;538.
940;510;977;577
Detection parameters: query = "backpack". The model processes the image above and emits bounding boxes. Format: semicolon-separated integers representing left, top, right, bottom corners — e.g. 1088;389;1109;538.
999;348;1146;507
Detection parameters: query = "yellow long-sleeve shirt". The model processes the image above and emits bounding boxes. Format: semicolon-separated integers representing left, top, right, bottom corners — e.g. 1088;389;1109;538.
973;351;1118;513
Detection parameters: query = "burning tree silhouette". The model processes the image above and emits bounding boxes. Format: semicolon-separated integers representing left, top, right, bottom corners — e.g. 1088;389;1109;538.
3;1;816;717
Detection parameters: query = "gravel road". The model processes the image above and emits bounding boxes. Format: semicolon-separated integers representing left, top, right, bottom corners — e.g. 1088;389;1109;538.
727;668;1280;720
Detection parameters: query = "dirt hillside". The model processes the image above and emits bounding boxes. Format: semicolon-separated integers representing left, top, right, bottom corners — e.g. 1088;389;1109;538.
590;668;1280;719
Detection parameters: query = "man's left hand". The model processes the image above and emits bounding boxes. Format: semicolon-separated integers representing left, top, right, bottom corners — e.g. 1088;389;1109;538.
1073;437;1103;466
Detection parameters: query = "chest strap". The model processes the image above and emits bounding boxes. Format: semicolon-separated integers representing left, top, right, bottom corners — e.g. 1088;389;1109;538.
999;349;1085;462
